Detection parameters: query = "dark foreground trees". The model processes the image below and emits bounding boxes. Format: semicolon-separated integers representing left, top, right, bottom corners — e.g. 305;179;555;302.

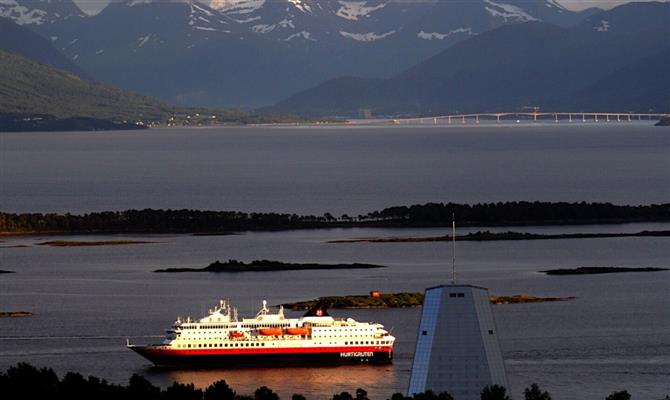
524;383;552;400
481;385;511;400
1;364;652;400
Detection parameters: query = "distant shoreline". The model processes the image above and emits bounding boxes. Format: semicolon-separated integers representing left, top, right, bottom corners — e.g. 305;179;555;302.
1;202;668;237
542;267;668;275
328;230;670;243
36;240;156;247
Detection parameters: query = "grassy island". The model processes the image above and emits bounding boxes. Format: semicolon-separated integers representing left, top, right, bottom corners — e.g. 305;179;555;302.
329;230;670;243
154;259;387;273
37;240;155;247
543;267;668;275
282;292;575;309
0;311;33;318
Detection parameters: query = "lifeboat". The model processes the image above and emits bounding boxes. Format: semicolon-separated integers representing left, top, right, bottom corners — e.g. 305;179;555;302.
284;327;310;336
258;328;282;336
229;331;245;339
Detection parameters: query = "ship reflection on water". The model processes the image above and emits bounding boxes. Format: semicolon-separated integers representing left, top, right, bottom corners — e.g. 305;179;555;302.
158;365;399;398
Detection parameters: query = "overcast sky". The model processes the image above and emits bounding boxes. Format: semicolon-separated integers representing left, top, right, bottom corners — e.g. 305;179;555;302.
71;0;662;16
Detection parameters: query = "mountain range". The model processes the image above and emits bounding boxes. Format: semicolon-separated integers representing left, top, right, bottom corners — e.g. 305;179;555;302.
0;0;667;116
1;0;604;108
272;2;670;116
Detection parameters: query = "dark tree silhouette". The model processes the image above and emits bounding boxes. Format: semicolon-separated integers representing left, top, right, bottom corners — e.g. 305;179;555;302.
333;391;354;400
481;385;511;400
356;389;370;400
389;393;408;400
163;382;202;400
524;383;552;400
606;391;631;400
254;386;279;400
292;394;306;400
128;373;161;400
205;380;236;400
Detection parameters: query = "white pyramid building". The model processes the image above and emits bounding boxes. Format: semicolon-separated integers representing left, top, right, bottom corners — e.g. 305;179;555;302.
408;284;509;400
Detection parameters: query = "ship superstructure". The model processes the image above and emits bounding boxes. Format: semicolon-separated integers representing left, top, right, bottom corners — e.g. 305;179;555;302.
128;300;395;366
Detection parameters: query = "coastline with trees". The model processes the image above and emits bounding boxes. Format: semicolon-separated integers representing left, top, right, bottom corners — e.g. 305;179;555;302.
1;202;668;237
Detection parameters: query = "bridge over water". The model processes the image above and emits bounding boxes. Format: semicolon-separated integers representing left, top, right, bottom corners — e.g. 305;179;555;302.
354;112;670;125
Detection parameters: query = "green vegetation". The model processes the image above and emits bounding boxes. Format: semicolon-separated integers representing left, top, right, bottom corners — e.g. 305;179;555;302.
328;230;670;243
282;292;575;310
0;50;309;131
1;202;668;235
36;240;154;247
0;311;32;318
154;259;386;273
543;267;668;275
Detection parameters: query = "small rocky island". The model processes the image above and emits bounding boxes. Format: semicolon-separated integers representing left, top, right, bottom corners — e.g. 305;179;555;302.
282;292;575;310
543;267;668;275
37;240;154;247
154;259;387;273
0;270;15;274
0;311;33;318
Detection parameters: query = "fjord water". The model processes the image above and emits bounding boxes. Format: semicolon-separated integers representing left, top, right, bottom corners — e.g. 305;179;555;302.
1;123;669;213
1;123;669;399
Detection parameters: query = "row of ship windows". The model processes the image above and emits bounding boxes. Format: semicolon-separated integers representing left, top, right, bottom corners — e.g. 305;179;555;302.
182;323;292;330
177;342;267;349
175;340;392;348
345;340;391;345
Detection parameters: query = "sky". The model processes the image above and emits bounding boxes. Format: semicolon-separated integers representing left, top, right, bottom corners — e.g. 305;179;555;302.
71;0;662;15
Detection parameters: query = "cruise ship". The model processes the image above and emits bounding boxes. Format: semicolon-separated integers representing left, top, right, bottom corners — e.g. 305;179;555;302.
128;299;395;366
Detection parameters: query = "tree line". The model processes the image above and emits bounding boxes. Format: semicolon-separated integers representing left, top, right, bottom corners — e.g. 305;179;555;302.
1;202;668;235
0;363;653;400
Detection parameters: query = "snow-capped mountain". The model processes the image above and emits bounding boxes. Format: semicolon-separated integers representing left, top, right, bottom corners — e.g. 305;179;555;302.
5;0;617;107
0;0;84;26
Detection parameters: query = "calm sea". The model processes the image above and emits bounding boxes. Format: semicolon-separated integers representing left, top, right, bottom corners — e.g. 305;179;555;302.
1;123;669;399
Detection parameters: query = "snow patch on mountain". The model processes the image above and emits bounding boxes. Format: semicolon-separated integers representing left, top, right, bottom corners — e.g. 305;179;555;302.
483;0;538;22
127;0;153;6
417;28;473;41
288;0;312;14
0;0;47;25
339;30;395;42
278;18;294;28
545;0;566;10
594;20;609;32
231;15;260;23
137;34;152;47
191;2;215;16
252;23;275;33
336;1;386;21
284;31;315;41
209;0;265;14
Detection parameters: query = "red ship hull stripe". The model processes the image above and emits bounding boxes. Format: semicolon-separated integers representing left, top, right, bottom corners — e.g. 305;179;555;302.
136;346;393;356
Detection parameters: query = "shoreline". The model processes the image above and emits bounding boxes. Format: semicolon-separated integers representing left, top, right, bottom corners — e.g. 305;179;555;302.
328;230;670;244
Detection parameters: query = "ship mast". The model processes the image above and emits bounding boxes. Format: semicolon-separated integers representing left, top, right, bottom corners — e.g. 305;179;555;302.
451;213;456;285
